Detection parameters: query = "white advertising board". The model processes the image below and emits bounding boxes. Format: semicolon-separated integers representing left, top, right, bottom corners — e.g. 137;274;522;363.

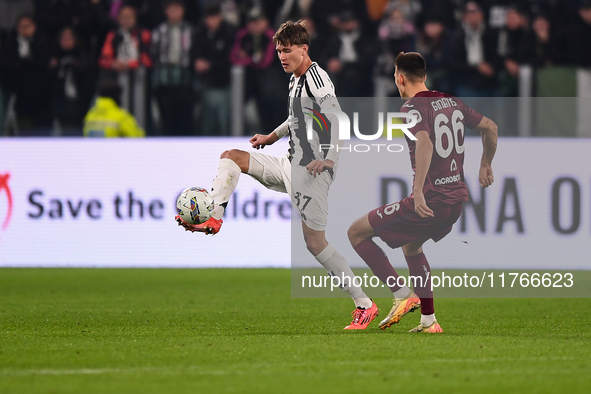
0;139;291;267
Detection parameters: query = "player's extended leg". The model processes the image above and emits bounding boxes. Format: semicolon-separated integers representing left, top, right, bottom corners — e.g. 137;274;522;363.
348;214;420;329
402;238;443;333
301;222;378;330
177;149;249;234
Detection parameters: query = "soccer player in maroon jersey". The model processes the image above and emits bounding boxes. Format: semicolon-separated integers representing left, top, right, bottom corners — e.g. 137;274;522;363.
347;52;498;333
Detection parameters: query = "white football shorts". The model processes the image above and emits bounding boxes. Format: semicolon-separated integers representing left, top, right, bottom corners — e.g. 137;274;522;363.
247;151;332;231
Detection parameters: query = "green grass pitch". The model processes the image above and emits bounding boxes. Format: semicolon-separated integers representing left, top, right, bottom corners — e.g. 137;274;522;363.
1;268;590;393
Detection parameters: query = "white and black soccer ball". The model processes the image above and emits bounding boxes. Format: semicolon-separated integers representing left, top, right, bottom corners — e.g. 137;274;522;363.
176;187;215;225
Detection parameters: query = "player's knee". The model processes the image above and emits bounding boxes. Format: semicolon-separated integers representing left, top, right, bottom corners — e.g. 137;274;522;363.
220;149;237;160
347;225;359;245
402;243;422;257
347;220;366;247
304;235;325;256
306;241;324;256
220;149;248;172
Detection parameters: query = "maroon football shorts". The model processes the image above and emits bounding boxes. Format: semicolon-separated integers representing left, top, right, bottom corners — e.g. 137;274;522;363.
367;197;463;249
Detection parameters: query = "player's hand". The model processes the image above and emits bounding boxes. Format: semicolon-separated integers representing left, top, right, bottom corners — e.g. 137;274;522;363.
250;134;269;149
477;62;494;77
306;159;333;178
479;165;494;188
414;193;434;218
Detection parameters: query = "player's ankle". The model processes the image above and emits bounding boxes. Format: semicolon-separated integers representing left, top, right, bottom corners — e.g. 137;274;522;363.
421;313;436;327
393;286;412;299
354;297;373;309
211;206;224;220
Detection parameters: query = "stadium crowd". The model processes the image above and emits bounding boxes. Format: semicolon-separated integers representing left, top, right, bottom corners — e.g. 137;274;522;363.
0;0;590;136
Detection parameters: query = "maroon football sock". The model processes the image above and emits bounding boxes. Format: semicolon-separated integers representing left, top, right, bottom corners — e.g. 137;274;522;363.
405;252;434;315
354;240;402;292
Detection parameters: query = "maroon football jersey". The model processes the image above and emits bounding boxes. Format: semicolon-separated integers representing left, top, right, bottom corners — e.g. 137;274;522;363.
401;90;483;205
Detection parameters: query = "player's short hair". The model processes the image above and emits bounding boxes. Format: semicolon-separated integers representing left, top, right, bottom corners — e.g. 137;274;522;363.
273;20;310;47
395;52;427;83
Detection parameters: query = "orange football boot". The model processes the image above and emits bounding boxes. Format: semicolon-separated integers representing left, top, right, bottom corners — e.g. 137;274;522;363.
344;301;379;330
175;215;223;235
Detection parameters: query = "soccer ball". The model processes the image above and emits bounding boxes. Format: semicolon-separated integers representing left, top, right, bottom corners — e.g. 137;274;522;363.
176;187;215;225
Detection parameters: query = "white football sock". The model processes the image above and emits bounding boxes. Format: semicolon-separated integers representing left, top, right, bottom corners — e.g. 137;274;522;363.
315;244;372;309
421;313;437;327
210;158;241;220
393;286;412;300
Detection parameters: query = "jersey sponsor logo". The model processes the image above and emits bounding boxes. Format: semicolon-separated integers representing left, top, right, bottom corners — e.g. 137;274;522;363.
451;159;458;172
0;172;14;237
434;173;461;186
317;94;333;106
431;97;458;112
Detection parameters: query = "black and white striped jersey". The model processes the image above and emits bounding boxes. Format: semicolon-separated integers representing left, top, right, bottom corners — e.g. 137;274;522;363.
287;62;341;168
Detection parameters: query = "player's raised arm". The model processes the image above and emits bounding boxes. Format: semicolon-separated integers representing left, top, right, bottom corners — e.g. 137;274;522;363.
413;129;435;218
250;119;288;149
474;116;498;188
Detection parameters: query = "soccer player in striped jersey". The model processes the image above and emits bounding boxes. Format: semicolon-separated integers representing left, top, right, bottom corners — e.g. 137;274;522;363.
347;52;498;333
176;20;379;329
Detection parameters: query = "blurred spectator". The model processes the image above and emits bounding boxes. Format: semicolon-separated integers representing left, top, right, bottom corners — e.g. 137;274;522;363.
522;13;562;68
0;14;52;133
385;0;422;24
35;0;95;50
99;5;151;132
274;0;311;26
111;0;202;30
448;1;500;97
416;15;452;92
99;5;151;74
230;8;286;133
86;0;117;56
49;27;92;133
230;8;275;71
193;3;235;136
498;5;533;96
151;0;194;136
239;0;283;28
376;7;415;78
84;80;145;137
310;0;371;38
567;0;591;67
479;0;514;30
415;0;456;30
325;10;377;97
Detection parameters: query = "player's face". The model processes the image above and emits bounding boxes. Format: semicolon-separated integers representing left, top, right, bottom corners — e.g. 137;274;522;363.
276;44;307;74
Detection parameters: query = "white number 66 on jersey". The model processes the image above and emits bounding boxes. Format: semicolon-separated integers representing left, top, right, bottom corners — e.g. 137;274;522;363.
434;109;465;159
